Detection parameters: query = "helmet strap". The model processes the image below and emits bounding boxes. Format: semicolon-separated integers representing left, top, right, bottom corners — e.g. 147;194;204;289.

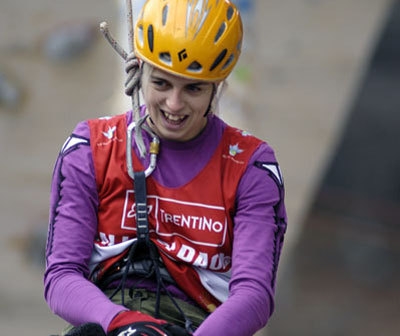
203;83;218;117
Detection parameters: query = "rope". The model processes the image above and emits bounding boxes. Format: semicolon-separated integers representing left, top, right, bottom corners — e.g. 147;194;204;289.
99;22;128;60
98;2;193;332
99;1;150;158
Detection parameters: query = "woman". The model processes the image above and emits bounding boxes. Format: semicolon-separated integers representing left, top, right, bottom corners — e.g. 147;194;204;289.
44;1;287;335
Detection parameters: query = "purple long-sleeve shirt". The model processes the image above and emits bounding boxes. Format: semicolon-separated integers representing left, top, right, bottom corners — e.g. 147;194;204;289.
44;111;287;336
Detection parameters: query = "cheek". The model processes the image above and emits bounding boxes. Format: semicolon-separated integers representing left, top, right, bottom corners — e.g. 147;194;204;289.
143;89;160;108
197;101;210;115
193;94;213;115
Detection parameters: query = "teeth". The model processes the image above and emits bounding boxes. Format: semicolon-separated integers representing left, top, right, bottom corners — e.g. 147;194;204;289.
164;112;185;121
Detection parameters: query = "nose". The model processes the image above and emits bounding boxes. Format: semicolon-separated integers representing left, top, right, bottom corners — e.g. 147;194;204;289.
165;88;185;111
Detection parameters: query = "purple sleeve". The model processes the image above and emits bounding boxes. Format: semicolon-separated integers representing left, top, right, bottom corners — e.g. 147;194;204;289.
194;143;287;336
44;121;125;332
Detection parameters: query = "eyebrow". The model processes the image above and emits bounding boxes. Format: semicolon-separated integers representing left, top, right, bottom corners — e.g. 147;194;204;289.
150;75;209;87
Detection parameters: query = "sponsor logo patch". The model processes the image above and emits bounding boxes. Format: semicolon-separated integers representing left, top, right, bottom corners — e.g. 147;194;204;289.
121;191;228;247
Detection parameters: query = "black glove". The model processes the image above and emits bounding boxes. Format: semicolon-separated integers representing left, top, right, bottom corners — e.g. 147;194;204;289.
107;310;191;336
107;321;191;336
64;323;106;336
163;323;193;336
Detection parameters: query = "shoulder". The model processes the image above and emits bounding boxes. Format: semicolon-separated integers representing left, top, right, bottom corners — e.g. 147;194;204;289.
221;123;267;161
60;112;131;156
87;111;131;129
60;120;91;156
216;116;280;167
86;111;132;145
247;143;284;191
222;121;263;145
251;142;279;163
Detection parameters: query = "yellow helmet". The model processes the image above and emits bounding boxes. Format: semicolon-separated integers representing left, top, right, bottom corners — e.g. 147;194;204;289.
134;0;243;81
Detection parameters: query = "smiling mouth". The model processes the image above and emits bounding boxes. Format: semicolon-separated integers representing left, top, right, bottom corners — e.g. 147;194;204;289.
162;111;187;125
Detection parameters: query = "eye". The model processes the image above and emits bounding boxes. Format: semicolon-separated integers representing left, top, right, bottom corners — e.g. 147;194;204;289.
151;78;169;90
186;84;202;92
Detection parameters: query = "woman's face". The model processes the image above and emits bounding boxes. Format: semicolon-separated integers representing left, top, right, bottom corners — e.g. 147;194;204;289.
142;67;215;142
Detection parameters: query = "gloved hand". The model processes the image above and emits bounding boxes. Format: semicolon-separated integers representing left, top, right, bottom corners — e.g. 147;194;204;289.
107;310;191;336
65;323;106;336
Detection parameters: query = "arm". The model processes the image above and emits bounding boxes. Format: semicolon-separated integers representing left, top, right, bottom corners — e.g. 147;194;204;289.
44;122;125;332
194;143;287;336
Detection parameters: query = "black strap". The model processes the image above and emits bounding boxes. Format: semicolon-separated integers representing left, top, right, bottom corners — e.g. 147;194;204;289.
115;170;194;332
134;171;149;244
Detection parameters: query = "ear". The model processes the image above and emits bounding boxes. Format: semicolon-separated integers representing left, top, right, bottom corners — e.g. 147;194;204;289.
206;80;227;116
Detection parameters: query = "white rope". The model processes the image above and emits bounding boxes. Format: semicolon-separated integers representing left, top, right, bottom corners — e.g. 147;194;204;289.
100;0;159;166
99;22;128;60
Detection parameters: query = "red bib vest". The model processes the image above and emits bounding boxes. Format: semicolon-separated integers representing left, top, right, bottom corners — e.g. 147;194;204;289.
88;113;262;311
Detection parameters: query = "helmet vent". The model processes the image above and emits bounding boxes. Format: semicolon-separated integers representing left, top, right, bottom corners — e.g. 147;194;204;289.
159;52;172;66
210;49;227;71
162;5;168;26
187;61;203;73
147;24;154;52
215;23;227;43
222;54;234;70
226;6;234;20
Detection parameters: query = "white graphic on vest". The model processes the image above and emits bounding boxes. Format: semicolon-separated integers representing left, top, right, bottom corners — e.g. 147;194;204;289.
177;244;231;270
98;232;130;246
126;203;154;220
96;125;123;147
229;143;244;156
159;208;224;233
121;191;227;247
102;126;116;139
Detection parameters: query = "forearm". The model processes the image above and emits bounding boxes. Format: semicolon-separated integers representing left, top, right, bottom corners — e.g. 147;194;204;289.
194;285;271;336
45;271;124;331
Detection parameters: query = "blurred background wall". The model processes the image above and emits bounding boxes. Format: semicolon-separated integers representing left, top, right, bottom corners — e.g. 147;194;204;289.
0;1;399;335
263;1;400;335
